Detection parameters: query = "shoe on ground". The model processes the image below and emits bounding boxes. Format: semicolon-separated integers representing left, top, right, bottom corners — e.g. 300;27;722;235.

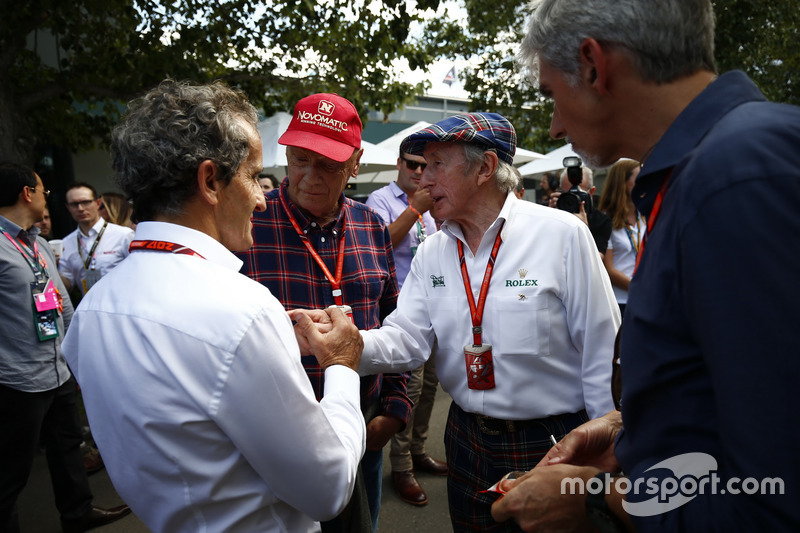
391;470;428;506
61;505;132;533
412;453;448;476
81;444;105;475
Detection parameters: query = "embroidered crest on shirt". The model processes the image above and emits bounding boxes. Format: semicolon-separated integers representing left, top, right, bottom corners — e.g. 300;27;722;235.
518;294;527;301
430;275;445;288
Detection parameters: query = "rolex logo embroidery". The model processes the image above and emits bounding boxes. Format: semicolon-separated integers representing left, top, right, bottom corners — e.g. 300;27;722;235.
431;275;445;288
505;268;537;287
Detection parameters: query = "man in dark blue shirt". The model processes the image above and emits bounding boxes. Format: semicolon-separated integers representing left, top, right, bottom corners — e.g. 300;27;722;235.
491;0;800;531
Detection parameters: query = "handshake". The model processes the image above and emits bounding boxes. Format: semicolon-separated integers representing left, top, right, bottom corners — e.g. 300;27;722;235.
289;307;363;372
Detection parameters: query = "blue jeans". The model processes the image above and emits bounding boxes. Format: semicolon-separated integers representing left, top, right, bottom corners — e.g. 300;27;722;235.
361;449;383;533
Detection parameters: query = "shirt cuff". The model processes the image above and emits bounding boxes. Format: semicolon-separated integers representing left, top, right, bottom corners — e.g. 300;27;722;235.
323;365;362;407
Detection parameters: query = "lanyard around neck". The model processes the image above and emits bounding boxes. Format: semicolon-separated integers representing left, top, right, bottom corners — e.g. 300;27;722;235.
78;219;108;270
457;221;504;346
625;212;643;256
129;240;205;259
406;197;427;243
634;170;671;275
279;191;347;306
1;226;46;279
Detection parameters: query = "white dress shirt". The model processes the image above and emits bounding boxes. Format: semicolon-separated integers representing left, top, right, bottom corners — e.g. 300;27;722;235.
59;217;134;293
62;221;366;533
361;194;620;420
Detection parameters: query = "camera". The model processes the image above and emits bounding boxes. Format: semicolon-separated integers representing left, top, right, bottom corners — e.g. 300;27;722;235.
556;156;593;215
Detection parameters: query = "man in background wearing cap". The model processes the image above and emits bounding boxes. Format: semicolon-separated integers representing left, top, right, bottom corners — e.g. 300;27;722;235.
239;93;411;533
295;112;620;531
366;150;447;507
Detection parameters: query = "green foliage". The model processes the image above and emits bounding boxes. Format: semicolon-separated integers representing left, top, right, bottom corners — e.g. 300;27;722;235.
434;0;800;154
2;0;797;165
1;0;444;164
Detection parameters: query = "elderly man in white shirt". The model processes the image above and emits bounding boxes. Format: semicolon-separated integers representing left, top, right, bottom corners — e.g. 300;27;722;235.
62;79;366;533
295;113;620;533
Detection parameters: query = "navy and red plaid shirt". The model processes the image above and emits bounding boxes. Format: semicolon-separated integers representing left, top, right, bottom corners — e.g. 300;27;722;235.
238;183;411;425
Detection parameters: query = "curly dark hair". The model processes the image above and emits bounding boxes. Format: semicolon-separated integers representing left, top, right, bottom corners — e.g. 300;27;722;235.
111;79;258;222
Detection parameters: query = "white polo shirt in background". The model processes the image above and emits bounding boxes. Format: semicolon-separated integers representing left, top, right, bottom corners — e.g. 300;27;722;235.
59;217;134;293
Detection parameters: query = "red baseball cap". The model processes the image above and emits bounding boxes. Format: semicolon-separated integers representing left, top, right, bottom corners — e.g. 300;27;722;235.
278;93;363;162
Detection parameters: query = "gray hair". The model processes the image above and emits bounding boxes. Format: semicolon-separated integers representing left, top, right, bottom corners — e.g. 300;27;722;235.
520;0;716;86
462;143;519;194
111;79;258;222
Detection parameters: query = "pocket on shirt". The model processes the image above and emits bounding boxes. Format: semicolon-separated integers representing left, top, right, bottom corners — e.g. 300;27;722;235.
495;299;551;357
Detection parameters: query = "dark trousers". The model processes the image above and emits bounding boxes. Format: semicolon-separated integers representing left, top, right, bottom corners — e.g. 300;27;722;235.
445;402;589;532
0;377;93;532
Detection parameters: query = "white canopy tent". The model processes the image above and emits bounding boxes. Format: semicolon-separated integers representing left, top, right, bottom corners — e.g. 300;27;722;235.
517;143;581;177
355;121;548;184
257;112;399;178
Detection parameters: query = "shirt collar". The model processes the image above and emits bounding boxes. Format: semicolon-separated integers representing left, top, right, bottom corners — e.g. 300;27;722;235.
80;217;106;238
634;71;766;214
278;183;346;232
441;191;516;245
389;181;407;200
132;221;244;272
0;214;39;243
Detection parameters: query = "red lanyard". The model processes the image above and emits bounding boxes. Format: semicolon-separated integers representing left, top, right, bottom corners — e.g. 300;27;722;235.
129;240;205;259
279;192;347;306
633;171;671;275
457;221;504;346
2;229;47;275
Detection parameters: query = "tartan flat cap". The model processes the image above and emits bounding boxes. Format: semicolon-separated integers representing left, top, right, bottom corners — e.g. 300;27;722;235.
400;112;517;165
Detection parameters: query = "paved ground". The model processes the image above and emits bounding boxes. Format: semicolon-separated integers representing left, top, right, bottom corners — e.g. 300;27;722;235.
17;386;454;533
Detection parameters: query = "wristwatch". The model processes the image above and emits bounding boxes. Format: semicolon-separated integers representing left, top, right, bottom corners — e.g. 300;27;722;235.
585;473;627;533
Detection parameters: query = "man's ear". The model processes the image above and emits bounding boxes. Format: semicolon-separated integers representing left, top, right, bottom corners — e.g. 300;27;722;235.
196;160;222;206
350;148;364;178
476;151;499;187
579;38;610;95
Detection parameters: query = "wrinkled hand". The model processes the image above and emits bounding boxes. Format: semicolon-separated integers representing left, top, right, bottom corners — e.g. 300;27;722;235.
291;307;362;371
491;464;599;532
411;188;434;214
539;410;622;471
365;415;403;451
288;309;333;355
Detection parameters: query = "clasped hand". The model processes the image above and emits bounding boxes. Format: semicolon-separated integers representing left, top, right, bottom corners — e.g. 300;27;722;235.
289;308;362;371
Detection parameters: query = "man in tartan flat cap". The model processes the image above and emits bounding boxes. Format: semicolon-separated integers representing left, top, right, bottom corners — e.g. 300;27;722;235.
294;111;621;532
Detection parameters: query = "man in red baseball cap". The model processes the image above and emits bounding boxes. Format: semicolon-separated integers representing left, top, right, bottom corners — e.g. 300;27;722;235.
238;94;411;533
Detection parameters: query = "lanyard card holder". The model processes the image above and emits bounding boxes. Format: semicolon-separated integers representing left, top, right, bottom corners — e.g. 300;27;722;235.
464;343;495;390
31;282;59;342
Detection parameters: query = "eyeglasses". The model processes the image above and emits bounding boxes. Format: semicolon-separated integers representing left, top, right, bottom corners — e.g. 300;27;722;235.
67;199;96;209
401;157;427;172
27;186;51;198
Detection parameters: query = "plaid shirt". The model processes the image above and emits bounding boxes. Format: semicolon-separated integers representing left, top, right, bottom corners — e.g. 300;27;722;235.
239;184;411;424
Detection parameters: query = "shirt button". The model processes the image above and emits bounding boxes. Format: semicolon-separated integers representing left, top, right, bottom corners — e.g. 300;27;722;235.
311;222;317;227
321;237;326;243
469;252;474;258
303;229;308;234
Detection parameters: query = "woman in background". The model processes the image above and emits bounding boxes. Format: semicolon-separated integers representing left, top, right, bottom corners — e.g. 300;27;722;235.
99;192;135;229
597;159;644;316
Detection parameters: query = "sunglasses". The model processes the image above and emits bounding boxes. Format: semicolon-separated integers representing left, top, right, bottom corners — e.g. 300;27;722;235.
401;157;427;172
